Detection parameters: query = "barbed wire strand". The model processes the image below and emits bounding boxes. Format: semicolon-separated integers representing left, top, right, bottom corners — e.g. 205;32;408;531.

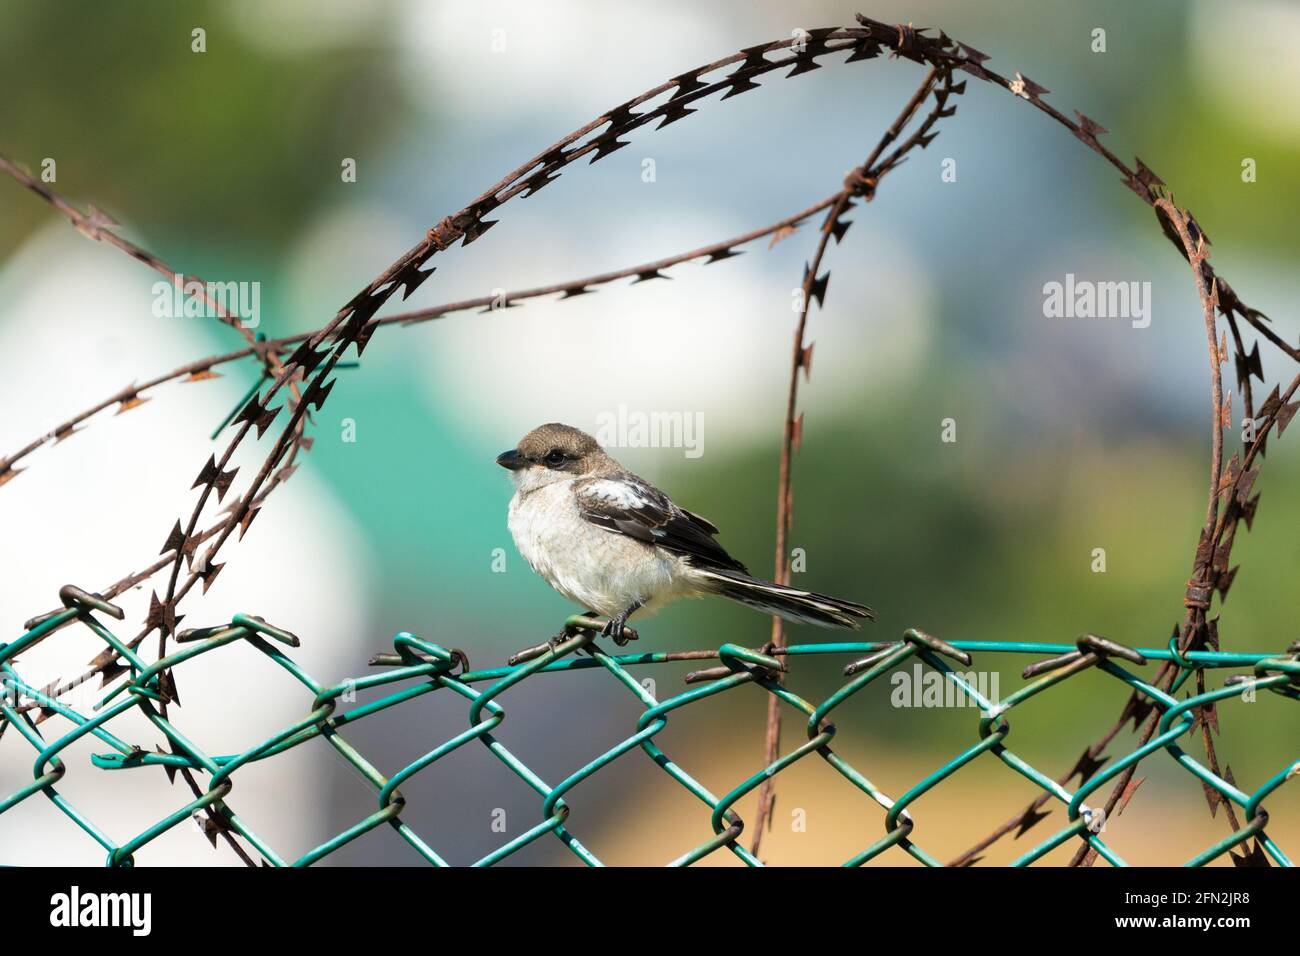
3;24;889;865
753;59;962;856
2;13;1296;865
0;196;845;488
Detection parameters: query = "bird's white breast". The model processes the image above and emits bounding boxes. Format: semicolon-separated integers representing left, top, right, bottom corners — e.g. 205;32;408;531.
507;480;690;619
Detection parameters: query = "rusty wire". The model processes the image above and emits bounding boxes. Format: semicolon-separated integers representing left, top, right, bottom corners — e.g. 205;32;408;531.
1;12;1297;865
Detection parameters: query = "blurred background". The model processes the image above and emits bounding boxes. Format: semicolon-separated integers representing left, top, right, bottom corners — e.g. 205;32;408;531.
0;0;1297;866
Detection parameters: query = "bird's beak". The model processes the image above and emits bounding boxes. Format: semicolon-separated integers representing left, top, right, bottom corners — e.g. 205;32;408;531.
496;449;528;471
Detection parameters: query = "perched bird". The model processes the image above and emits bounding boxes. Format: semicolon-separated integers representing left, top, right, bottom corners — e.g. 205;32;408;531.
497;423;874;643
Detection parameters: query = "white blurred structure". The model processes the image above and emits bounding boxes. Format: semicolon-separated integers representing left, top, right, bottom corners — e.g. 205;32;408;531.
0;226;372;864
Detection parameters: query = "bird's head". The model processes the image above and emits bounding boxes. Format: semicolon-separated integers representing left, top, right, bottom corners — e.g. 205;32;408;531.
496;423;617;490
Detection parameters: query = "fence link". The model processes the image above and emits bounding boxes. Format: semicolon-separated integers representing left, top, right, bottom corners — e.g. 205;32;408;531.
2;587;1294;866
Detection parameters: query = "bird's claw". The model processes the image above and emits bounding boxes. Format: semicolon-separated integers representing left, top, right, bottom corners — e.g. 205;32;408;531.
508;613;638;667
599;603;643;646
601;619;639;646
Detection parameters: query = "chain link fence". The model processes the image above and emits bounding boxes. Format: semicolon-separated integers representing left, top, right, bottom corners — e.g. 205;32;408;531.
3;587;1295;866
2;12;1298;868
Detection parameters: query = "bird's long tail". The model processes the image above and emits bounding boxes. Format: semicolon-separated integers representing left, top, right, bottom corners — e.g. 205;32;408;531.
694;568;875;630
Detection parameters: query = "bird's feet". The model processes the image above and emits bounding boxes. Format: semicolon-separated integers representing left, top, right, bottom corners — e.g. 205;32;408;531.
600;603;642;646
507;609;639;666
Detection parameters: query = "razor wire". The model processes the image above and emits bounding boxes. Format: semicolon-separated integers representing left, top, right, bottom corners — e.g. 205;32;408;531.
2;586;1295;867
2;12;1298;867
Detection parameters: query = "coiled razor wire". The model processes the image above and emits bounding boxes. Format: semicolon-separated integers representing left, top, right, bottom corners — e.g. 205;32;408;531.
2;12;1298;867
2;587;1296;867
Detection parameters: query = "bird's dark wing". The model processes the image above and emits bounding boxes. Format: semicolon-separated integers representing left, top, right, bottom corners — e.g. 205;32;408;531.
574;474;747;573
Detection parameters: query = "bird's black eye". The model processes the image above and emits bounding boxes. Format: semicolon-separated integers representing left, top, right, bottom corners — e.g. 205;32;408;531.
544;449;566;466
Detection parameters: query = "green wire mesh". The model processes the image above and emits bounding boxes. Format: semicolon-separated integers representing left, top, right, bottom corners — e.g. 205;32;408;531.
2;589;1297;867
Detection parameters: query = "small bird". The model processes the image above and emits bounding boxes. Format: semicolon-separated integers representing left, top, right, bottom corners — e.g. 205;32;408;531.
497;423;874;644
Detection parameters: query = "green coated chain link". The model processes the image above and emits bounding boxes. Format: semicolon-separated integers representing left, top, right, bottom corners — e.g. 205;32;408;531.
2;593;1296;867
